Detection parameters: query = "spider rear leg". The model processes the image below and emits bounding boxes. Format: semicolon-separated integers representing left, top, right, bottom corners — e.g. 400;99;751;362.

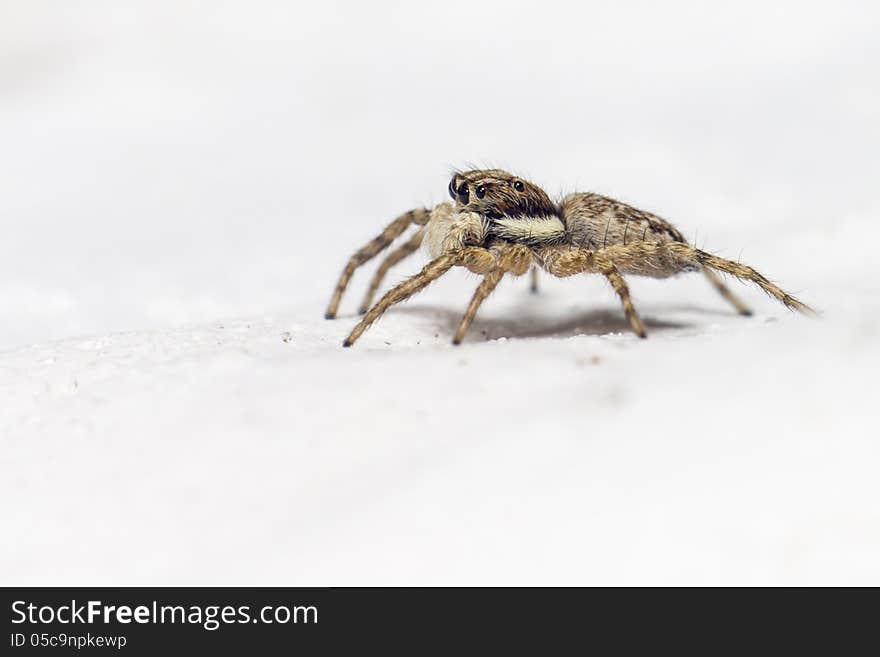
687;245;814;314
343;247;495;347
598;242;814;314
453;245;532;345
702;267;752;316
325;208;429;319
358;228;425;314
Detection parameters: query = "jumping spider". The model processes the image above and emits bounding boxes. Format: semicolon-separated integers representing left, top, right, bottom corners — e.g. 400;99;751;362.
326;169;813;346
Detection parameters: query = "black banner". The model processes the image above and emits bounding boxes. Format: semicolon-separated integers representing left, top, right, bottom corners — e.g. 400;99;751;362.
1;587;872;653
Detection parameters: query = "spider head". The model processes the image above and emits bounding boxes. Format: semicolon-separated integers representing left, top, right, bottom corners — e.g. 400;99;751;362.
448;169;558;219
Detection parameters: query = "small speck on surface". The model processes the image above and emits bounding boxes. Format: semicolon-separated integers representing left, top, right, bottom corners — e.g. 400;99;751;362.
281;332;292;343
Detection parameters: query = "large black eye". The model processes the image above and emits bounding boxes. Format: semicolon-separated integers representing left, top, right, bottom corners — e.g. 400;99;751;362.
513;180;524;192
448;179;457;200
456;181;469;204
475;185;486;199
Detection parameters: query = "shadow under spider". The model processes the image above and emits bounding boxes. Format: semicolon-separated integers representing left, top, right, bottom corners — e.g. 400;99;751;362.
388;304;693;341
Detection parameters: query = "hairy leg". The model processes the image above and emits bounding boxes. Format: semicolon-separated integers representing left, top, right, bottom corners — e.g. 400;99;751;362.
325;207;430;319
597;242;814;314
358;228;425;314
453;245;532;345
537;247;648;338
343;247;495;347
537;247;595;278
595;256;647;338
702;267;752;316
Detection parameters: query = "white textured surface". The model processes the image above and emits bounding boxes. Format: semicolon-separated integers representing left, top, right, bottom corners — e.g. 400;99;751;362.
1;1;878;585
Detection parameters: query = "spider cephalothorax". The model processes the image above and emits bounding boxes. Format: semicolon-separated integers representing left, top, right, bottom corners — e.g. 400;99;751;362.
447;169;566;248
326;168;814;346
448;169;557;220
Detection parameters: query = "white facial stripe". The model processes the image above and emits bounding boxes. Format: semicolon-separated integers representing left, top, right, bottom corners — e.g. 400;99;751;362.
492;216;566;244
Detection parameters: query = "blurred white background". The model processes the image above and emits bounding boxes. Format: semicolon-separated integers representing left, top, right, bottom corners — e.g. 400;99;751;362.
1;1;879;585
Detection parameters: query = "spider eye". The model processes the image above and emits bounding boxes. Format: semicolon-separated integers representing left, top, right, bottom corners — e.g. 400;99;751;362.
456;181;469;204
513;180;524;192
475;185;486;199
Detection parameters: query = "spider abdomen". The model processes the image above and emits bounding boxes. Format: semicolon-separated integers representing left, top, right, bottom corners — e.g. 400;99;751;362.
560;192;697;278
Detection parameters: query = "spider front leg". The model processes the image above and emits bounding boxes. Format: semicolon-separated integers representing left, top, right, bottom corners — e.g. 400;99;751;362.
453;245;533;344
599;241;815;314
357;228;425;314
343;247;496;347
325;207;430;319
